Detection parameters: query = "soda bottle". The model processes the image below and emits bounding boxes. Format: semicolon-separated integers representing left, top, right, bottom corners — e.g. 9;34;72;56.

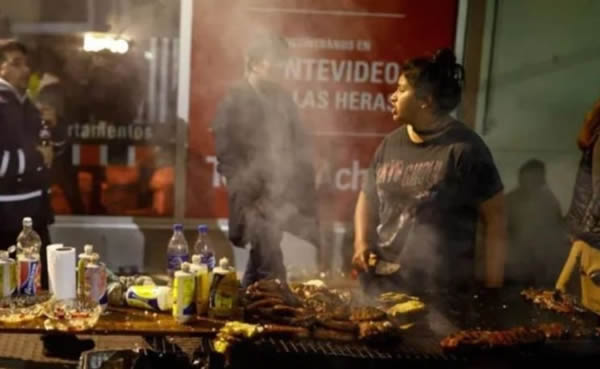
193;225;215;271
16;218;42;296
167;224;189;278
16;217;41;258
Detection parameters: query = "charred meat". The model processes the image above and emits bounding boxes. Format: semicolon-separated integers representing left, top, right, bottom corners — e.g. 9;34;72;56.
521;288;580;314
358;321;394;340
441;326;554;351
316;315;358;332
536;323;569;339
313;328;356;342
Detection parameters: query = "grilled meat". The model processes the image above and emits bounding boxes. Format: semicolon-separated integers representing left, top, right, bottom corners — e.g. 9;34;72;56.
316;316;358;332
244;291;285;301
289;314;318;328
350;306;386;322
244;279;414;344
536;323;568;339
329;305;351;320
313;328;356;342
246;279;301;307
358;321;394;340
247;279;285;294
246;298;286;311
272;305;306;317
263;324;311;338
521;288;580;314
441;327;546;351
292;284;350;313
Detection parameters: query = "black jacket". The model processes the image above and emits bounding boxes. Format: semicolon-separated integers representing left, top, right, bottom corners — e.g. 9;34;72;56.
0;81;53;231
566;135;600;248
212;80;317;246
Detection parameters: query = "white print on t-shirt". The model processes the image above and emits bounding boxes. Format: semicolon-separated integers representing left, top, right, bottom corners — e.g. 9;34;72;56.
376;159;444;188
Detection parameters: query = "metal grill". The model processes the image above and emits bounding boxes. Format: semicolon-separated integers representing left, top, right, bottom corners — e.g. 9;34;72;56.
207;332;600;369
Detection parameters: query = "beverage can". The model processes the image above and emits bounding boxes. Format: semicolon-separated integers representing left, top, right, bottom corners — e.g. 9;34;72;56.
173;263;195;323
17;255;41;296
0;251;16;298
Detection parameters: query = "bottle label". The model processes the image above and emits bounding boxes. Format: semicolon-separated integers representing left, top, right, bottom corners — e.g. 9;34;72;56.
173;274;195;322
201;254;216;270
167;254;189;273
209;272;238;318
126;287;161;311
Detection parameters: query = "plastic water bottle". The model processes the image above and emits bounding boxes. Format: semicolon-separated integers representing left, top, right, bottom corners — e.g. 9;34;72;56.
193;225;215;271
16;217;41;258
167;224;189;278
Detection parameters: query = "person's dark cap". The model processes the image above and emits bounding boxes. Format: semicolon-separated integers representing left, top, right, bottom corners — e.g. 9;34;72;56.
0;39;27;56
520;159;545;174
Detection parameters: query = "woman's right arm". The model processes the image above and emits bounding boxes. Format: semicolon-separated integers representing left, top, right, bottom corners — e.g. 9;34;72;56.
353;191;371;271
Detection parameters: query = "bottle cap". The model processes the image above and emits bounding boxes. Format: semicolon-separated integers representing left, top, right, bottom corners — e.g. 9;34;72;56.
89;253;100;263
181;262;191;272
173;224;184;232
22;217;33;227
218;257;229;269
198;224;209;233
191;255;201;264
84;244;94;254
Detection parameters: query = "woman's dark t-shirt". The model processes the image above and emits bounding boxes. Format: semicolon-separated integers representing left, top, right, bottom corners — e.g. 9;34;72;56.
363;121;503;290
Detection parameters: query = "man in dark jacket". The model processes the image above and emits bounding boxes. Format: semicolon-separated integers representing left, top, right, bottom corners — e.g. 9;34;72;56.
505;159;567;286
213;34;319;287
0;39;95;359
0;39;53;287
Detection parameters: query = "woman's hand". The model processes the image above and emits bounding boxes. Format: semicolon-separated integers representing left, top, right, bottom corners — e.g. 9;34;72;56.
352;240;369;272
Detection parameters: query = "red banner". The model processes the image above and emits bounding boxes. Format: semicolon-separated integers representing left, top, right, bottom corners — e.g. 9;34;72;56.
187;0;458;220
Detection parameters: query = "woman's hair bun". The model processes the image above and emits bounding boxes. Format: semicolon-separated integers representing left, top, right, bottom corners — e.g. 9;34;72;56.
433;48;457;67
431;48;464;87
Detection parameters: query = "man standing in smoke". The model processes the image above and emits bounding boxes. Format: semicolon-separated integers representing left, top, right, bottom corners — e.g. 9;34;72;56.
213;33;319;287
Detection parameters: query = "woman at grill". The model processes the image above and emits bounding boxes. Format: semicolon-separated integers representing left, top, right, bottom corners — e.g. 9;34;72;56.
352;49;506;295
556;98;600;314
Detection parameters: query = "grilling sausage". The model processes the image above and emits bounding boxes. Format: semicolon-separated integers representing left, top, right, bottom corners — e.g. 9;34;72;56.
316;317;358;332
263;324;311;338
313;328;356;342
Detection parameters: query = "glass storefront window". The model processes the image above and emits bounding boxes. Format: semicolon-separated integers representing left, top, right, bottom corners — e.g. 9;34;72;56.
3;0;180;216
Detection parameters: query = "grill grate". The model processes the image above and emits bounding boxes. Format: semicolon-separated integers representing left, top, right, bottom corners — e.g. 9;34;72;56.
240;336;455;362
